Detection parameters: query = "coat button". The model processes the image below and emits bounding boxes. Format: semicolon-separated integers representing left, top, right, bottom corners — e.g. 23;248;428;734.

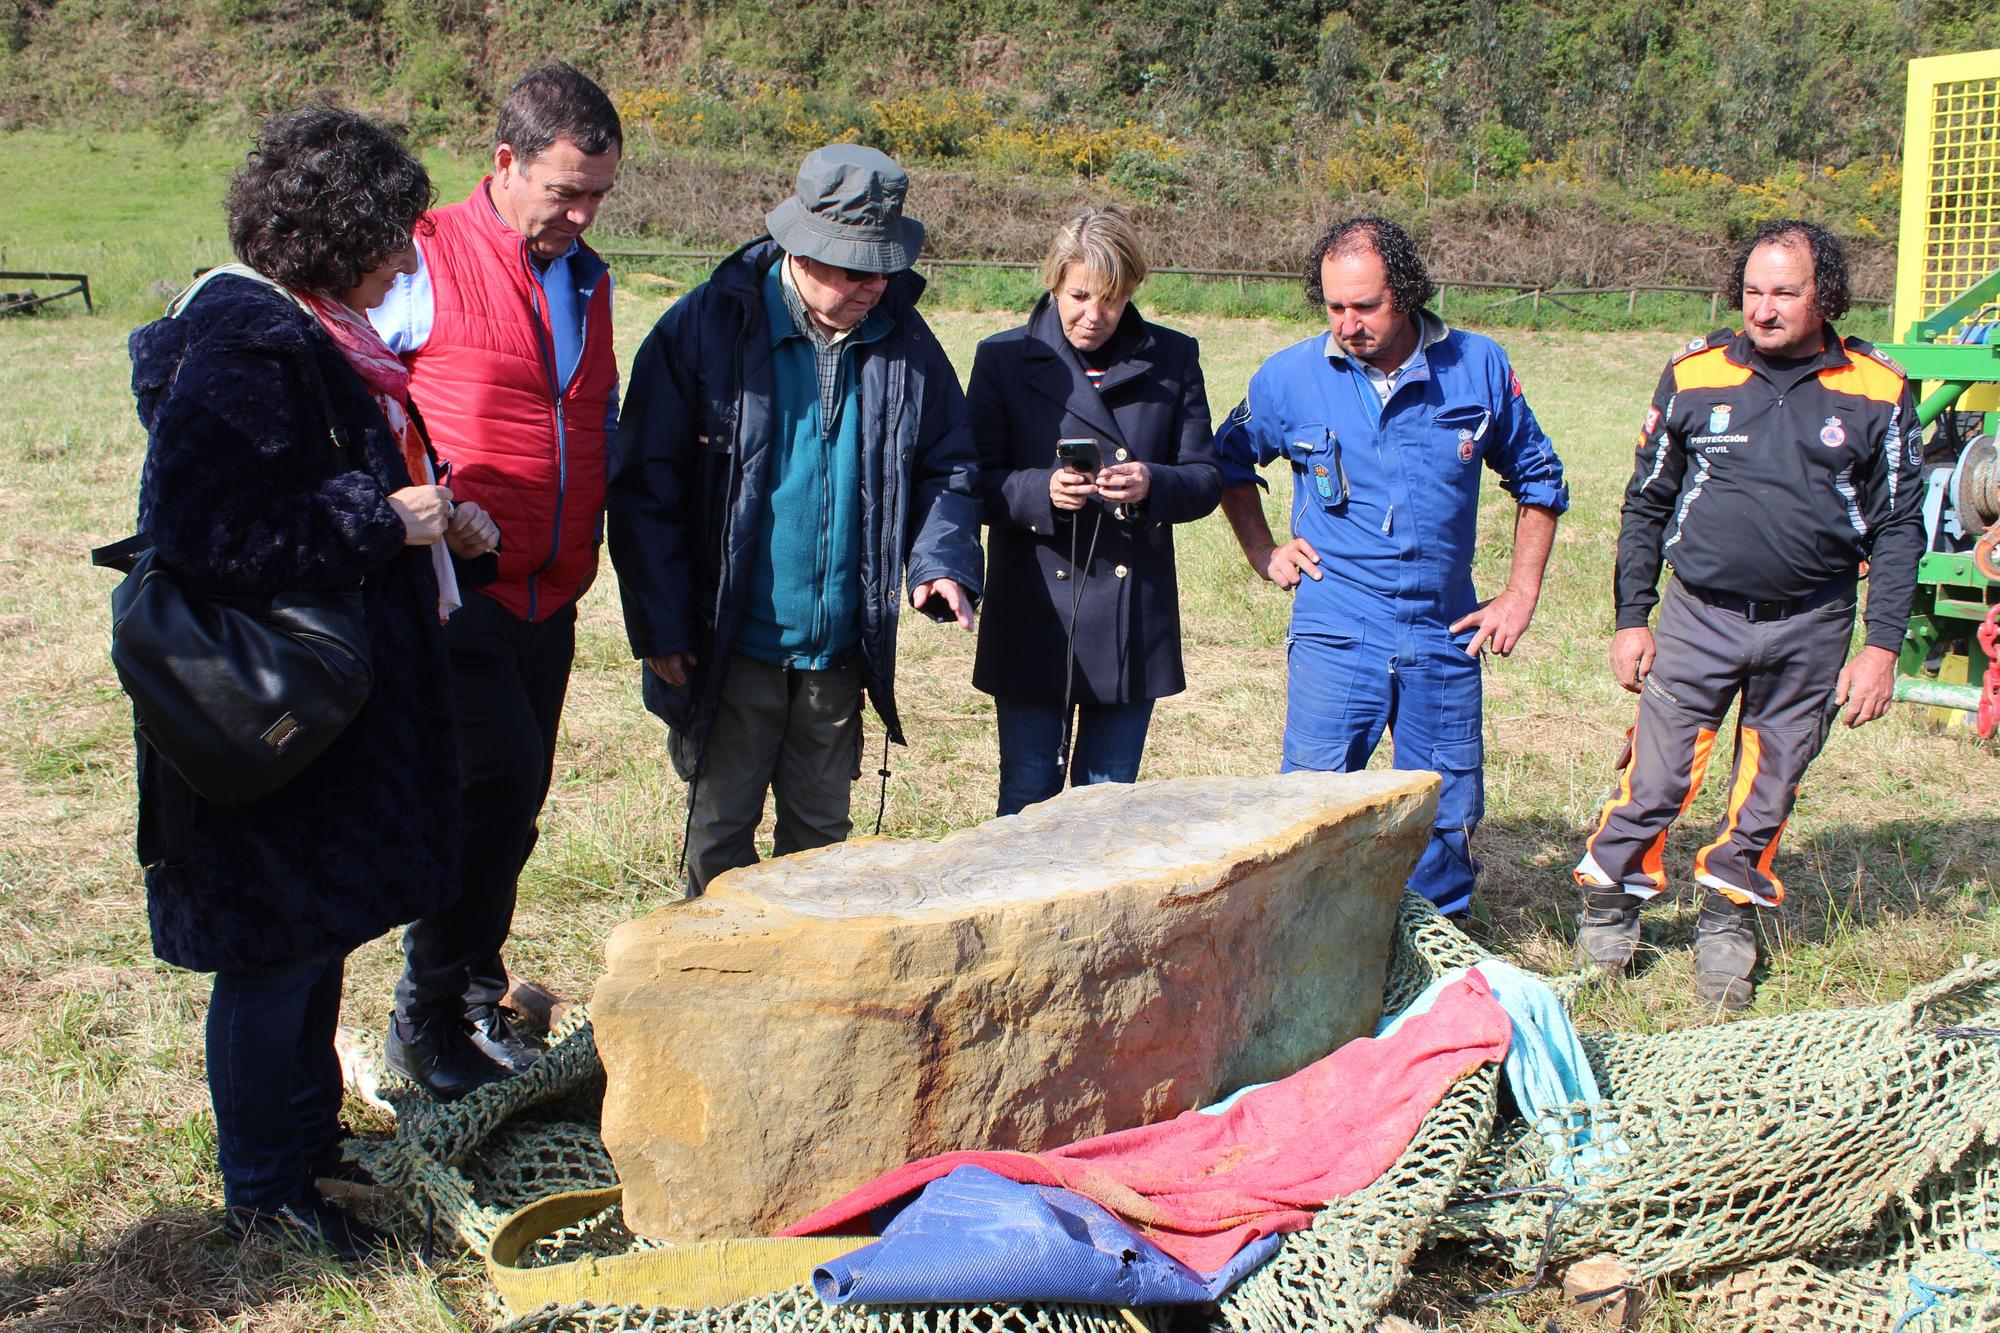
1115;447;1130;461
1114;564;1129;578
1055;569;1069;580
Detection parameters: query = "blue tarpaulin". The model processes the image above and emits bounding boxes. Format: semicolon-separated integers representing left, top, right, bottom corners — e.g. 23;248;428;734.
812;1165;1282;1307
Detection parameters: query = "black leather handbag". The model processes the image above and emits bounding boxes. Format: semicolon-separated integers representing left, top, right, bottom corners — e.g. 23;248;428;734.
95;348;373;808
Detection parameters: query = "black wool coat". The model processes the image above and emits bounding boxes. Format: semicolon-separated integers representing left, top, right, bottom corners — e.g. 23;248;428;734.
127;275;463;973
969;298;1221;706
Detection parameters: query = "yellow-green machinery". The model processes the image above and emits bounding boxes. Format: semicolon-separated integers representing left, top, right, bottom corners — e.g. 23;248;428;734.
1885;48;2000;733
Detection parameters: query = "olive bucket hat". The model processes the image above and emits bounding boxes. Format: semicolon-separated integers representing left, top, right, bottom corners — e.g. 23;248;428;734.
765;143;926;274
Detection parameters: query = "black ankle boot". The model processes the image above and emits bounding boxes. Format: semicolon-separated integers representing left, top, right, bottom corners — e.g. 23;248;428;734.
383;1015;510;1101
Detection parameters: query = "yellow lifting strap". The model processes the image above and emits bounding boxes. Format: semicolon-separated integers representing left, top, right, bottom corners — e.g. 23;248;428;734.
485;1185;869;1314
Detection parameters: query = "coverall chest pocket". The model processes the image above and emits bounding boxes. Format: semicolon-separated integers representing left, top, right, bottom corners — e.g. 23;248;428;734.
1286;425;1348;510
1430;404;1492;473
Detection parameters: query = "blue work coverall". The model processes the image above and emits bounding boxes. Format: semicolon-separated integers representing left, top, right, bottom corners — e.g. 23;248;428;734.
1216;322;1569;914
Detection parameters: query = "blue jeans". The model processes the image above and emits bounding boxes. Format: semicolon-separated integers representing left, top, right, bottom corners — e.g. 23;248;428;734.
1282;626;1484;916
207;954;346;1212
994;697;1156;817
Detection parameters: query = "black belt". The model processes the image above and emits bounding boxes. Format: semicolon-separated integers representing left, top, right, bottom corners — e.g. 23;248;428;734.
1678;577;1853;624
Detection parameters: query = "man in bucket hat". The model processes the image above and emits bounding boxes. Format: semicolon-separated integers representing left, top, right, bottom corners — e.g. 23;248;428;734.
609;144;984;892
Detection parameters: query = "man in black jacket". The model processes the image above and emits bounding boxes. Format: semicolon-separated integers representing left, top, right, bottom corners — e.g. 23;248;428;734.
607;144;983;893
1573;220;1923;1009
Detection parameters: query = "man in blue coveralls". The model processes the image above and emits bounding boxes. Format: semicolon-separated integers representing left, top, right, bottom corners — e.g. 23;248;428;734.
1216;216;1569;918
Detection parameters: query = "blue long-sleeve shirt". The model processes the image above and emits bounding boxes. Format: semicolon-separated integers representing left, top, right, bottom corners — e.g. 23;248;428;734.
1216;318;1568;634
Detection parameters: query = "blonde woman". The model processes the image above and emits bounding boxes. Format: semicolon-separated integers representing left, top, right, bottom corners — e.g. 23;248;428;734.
967;207;1222;815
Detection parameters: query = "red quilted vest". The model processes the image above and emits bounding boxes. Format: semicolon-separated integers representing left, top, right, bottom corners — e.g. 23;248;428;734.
405;180;617;621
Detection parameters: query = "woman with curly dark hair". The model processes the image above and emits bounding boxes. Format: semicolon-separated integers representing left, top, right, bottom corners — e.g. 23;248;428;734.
126;105;498;1259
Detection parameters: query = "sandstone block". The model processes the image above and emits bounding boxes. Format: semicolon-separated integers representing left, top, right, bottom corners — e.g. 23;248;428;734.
594;769;1438;1240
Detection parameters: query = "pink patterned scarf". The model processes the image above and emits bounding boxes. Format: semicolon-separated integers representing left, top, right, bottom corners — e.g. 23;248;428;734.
297;288;460;620
298;290;427;486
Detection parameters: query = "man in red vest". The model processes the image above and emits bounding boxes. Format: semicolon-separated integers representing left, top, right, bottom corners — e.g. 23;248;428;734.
370;60;621;1099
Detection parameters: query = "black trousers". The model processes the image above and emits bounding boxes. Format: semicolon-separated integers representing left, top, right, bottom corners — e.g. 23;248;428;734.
395;592;574;1023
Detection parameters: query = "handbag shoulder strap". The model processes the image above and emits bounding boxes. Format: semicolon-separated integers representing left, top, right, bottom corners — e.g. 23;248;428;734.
91;533;153;572
170;264;359;473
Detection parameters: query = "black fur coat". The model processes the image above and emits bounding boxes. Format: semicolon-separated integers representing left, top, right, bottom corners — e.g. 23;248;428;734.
128;274;462;972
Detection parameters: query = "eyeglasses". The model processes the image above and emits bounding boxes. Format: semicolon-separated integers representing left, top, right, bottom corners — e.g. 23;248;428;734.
807;257;892;285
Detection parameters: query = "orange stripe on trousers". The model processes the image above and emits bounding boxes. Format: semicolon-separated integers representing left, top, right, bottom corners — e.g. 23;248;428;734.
1639;725;1718;887
1695;727;1768;905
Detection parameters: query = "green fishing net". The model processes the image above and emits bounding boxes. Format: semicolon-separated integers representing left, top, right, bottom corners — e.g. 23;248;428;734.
355;897;1998;1333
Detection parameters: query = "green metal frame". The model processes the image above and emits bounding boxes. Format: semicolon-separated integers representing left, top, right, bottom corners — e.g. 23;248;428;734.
1879;269;2000;714
1898;267;2000;346
1877;318;2000;714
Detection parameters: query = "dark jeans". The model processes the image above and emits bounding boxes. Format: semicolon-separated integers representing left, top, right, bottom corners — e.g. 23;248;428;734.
395;592;574;1024
207;954;345;1212
993;696;1156;817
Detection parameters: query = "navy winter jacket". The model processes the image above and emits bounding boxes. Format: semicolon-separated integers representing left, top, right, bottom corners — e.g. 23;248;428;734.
607;239;985;756
127;276;463;972
969;298;1221;705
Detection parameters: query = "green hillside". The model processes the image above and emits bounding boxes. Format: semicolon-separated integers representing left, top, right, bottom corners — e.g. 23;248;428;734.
5;1;1998;285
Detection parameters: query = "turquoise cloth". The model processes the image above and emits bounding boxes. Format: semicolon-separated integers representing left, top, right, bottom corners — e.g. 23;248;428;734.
736;262;872;668
1203;959;1623;1186
1376;960;1622;1185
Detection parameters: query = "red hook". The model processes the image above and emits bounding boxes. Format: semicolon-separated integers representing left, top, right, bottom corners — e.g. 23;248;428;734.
1976;521;2000;584
1977;605;2000;741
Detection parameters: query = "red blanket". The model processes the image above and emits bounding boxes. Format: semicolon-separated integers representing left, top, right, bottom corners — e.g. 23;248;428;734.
783;974;1511;1271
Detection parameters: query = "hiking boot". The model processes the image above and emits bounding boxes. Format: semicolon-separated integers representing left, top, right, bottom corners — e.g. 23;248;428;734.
467;1003;544;1075
1576;887;1644;973
226;1188;390;1263
1693;892;1760;1012
384;1015;510;1102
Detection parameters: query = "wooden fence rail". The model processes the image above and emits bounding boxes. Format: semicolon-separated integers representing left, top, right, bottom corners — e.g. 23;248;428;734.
0;270;93;315
594;248;1890;317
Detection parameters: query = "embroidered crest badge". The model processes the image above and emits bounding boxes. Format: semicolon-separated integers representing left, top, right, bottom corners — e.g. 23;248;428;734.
1819;416;1846;448
1707;404;1733;435
1313;463;1334;498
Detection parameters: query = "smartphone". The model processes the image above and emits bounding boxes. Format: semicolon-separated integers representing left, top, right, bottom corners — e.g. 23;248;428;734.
1055;437;1102;473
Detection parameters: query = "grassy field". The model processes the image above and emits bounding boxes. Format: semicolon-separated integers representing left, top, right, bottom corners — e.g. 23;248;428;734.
2;135;1996;1332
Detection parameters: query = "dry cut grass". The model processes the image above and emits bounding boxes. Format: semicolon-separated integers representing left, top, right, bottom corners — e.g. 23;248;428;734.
0;297;1994;1331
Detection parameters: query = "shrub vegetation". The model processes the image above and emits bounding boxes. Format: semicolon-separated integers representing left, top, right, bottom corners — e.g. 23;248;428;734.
1;0;1994;289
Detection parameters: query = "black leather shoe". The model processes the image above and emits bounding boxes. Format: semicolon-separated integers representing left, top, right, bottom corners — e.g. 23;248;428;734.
384;1015;510;1101
226;1189;390;1262
467;1003;544;1075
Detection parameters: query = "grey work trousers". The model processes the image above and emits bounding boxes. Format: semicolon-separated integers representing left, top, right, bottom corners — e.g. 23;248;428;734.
670;653;864;894
1577;575;1854;907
